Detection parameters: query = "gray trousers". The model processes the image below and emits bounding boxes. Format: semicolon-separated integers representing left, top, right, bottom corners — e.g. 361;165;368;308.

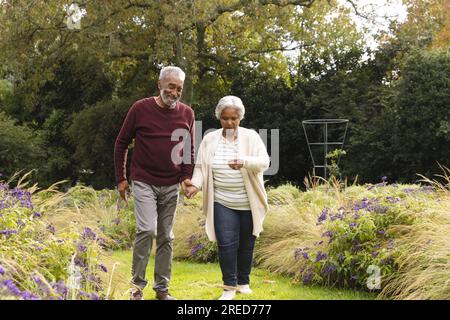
131;180;179;292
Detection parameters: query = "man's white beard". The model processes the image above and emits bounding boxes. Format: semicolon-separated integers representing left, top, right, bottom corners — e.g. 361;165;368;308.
161;91;178;108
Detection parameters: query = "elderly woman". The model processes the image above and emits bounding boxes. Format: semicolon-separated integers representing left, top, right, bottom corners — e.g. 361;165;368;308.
185;95;270;300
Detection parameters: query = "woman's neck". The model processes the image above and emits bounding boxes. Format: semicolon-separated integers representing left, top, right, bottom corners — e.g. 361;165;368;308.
222;127;238;141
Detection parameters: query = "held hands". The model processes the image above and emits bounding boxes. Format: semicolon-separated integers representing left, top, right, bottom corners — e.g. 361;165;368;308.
117;180;130;203
228;158;244;170
181;179;198;199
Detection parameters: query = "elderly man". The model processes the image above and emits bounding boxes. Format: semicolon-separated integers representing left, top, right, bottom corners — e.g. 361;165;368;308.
114;66;195;300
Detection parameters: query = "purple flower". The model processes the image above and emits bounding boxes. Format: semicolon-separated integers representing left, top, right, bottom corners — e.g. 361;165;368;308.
302;252;309;260
82;227;96;240
33;212;42;218
371;251;379;258
99;264;108;273
0;265;4;275
386;196;399;203
322;230;334;244
349;222;356;228
113;218;121;225
317;208;328;223
315;251;328;262
378;229;385;235
369;205;389;214
0;229;18;235
191;243;204;256
87;274;97;283
322;265;337;276
303;270;313;284
21;291;39;300
353;200;369;211
77;243;87;253
3;279;21;296
96;237;107;248
47;224;55;235
294;248;302;260
52;280;67;297
381;176;388;182
90;293;100;300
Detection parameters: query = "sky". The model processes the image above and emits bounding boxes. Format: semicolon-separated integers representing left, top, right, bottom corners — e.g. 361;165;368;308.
341;0;408;49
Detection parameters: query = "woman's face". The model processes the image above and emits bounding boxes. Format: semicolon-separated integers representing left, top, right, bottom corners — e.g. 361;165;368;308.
220;107;240;131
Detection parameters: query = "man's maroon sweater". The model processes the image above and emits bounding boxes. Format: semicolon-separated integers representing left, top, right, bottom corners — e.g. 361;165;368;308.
114;97;195;186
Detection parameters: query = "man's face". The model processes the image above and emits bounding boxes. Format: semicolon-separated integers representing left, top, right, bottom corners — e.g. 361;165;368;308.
158;75;184;108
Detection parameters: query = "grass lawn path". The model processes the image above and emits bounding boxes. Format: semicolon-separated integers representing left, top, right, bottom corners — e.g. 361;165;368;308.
103;250;375;300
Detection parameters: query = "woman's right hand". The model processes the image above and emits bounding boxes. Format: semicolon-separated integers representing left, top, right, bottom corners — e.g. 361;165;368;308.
184;185;198;199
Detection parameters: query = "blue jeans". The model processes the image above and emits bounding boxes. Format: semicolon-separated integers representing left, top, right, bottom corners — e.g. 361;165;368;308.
213;202;256;287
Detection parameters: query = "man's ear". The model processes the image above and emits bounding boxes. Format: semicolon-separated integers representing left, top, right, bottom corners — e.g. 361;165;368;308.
157;80;161;90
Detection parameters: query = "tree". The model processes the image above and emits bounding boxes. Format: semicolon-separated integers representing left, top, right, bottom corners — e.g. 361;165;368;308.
389;49;450;180
0;0;369;104
0;112;45;179
66;97;136;188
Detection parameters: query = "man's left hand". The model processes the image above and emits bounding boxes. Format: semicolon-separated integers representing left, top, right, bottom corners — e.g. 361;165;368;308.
181;178;193;194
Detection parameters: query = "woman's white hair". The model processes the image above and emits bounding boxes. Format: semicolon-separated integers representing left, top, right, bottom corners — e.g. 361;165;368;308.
159;66;186;82
215;95;245;120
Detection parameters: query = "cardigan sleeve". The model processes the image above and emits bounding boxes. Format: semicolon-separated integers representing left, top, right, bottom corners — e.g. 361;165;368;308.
241;132;270;173
191;136;205;189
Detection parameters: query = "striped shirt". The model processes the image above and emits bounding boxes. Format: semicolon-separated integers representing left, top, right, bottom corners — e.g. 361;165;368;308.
212;136;251;210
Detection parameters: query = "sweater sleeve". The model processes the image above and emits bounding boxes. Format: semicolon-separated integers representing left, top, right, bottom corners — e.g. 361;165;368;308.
114;103;137;184
242;132;270;173
180;109;196;182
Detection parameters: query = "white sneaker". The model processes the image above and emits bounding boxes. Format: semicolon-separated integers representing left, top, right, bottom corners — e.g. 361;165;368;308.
218;290;236;300
237;284;253;294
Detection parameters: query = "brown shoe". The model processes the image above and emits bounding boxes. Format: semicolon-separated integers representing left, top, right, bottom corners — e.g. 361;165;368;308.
130;287;144;300
156;290;176;300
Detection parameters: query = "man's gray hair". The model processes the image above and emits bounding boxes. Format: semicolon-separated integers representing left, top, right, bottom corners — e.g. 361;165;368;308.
159;66;186;82
215;95;245;120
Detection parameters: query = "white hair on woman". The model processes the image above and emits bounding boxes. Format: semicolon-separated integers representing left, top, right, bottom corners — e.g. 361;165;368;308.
215;95;245;120
159;66;186;82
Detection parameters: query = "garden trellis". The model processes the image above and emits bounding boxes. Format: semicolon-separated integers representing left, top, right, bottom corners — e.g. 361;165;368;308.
302;119;349;179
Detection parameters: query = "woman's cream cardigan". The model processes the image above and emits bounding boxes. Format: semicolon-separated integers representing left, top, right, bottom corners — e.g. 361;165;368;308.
191;126;270;242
